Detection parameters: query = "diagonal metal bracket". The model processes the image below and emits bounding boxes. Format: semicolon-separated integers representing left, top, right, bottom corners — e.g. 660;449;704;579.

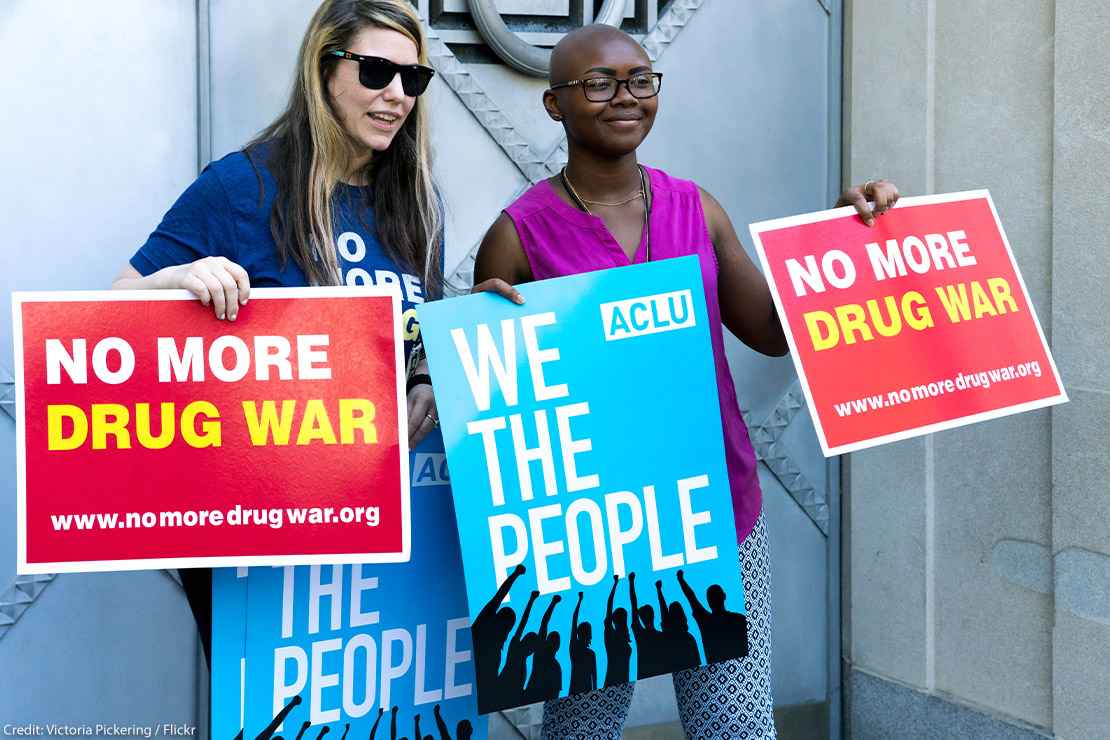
1;366;15;421
746;383;829;535
641;0;707;62
0;364;49;641
0;569;183;643
0;574;57;640
427;28;555;184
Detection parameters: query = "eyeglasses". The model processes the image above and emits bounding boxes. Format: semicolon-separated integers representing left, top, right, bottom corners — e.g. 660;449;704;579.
328;50;435;97
549;72;663;102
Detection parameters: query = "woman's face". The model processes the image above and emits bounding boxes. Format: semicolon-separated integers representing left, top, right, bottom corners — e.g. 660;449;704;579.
327;26;419;153
547;34;658;157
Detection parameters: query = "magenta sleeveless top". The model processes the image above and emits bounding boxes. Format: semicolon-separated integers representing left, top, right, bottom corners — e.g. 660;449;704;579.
503;165;762;543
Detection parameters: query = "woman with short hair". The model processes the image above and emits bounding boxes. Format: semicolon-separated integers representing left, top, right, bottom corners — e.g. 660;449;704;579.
474;23;898;739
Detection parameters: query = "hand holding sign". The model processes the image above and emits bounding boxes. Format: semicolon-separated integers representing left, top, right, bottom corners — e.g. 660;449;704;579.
113;256;252;320
835;179;902;226
470;277;525;305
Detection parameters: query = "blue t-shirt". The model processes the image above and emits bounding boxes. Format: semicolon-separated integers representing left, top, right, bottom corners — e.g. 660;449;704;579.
131;148;427;347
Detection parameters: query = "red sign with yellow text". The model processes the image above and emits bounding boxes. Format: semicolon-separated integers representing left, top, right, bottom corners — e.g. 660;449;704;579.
750;190;1067;456
13;287;409;574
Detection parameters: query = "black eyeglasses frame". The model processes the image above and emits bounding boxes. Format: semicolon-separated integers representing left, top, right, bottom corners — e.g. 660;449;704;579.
549;72;664;102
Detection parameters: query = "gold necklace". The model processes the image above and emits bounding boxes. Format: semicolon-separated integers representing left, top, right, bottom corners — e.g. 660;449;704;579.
581;190;644;207
561;166;652;262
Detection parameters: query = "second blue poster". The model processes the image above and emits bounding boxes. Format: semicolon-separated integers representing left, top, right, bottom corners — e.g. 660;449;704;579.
211;431;484;739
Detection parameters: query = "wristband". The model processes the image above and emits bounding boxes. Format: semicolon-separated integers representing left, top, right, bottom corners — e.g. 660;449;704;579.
406;373;432;393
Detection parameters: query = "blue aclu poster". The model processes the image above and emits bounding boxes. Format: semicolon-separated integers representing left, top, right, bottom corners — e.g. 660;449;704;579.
417;256;747;713
211;431;485;740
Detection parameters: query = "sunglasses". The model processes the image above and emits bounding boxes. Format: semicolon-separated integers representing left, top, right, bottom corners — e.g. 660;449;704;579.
328;50;435;97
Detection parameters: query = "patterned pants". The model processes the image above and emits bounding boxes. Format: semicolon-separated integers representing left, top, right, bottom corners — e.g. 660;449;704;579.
541;513;776;740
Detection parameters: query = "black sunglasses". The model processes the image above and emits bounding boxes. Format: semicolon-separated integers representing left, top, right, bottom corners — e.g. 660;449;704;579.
328;50;435;97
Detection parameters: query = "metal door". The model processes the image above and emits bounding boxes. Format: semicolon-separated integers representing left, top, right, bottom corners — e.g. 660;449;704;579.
1;2;841;736
0;0;204;727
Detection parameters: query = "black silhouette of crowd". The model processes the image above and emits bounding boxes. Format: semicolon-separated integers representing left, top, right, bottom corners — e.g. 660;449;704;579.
471;564;748;713
233;563;747;734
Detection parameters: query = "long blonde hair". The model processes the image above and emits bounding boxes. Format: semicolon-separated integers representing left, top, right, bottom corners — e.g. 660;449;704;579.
247;0;443;294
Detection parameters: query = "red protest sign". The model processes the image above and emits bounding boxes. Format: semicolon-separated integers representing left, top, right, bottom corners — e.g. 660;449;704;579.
750;190;1067;456
12;287;409;574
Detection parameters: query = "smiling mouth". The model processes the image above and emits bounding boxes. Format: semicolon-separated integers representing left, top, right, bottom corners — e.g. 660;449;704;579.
367;112;400;129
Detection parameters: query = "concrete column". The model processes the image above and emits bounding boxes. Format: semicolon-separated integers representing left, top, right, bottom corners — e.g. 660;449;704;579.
844;1;1074;736
1051;2;1110;738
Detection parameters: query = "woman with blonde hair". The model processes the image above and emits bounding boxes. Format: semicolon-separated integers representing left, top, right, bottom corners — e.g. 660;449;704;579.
113;0;444;662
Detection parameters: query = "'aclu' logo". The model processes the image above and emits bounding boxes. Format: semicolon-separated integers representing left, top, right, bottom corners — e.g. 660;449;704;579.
599;289;697;342
412;453;449;487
